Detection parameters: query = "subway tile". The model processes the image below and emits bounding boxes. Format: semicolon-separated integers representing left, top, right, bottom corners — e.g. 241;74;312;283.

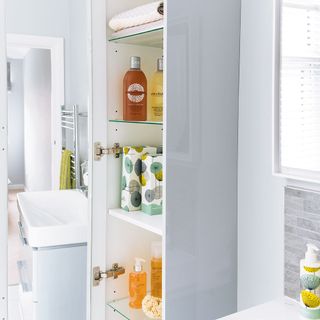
285;187;306;199
297;217;320;233
285;197;304;211
285;262;299;274
285;214;298;227
304;199;320;215
300;211;320;222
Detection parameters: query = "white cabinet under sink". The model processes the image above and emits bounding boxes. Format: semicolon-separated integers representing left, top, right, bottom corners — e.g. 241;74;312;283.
17;190;88;320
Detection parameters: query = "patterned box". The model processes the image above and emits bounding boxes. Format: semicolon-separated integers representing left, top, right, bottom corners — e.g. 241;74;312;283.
141;154;163;215
121;146;157;211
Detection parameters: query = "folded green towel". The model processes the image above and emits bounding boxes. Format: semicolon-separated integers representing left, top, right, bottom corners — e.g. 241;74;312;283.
60;150;73;190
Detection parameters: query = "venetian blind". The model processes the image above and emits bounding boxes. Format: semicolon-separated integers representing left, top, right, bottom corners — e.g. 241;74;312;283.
280;0;320;175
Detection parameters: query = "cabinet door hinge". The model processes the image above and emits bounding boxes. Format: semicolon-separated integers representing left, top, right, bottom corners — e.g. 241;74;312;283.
93;263;125;286
94;142;122;160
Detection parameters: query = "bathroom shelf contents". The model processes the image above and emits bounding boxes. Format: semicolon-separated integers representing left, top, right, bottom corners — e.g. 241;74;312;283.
107;297;149;320
109;119;163;126
108;22;163;48
109;208;162;236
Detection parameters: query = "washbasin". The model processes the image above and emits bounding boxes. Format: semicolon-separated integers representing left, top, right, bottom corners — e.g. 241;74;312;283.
17;190;88;247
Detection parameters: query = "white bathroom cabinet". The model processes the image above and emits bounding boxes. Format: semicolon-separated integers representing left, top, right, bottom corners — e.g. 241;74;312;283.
89;0;241;320
17;244;87;320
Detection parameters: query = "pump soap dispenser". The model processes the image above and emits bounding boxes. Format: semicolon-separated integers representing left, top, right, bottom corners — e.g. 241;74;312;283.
129;258;147;309
300;244;320;319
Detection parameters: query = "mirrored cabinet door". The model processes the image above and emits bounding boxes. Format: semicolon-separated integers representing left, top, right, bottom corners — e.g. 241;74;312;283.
166;0;241;319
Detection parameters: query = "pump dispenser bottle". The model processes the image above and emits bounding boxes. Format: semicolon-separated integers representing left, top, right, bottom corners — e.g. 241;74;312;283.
129;258;147;309
300;244;320;319
123;56;147;121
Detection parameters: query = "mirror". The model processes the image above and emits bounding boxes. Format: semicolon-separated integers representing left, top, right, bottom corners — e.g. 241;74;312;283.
6;1;91;319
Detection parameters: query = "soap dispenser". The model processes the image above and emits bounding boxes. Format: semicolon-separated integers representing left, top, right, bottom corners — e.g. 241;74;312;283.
129;258;147;309
300;244;320;319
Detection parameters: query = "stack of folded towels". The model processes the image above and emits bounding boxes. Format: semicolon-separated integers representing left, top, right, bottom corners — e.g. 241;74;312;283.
109;1;164;33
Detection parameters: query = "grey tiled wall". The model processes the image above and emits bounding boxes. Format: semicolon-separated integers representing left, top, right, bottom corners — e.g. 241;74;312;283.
285;187;320;300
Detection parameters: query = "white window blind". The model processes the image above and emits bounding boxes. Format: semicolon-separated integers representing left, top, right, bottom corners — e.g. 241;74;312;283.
280;0;320;176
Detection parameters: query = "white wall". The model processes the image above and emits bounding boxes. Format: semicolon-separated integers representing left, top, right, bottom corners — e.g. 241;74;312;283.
7;59;25;186
6;0;89;163
237;0;285;310
23;49;52;191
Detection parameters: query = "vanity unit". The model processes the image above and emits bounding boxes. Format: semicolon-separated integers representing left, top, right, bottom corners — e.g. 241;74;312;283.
17;191;88;320
89;0;241;319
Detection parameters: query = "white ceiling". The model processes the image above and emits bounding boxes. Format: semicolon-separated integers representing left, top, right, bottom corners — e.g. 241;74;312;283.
7;46;30;60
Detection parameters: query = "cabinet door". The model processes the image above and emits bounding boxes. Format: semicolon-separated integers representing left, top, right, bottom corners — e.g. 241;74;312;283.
88;0;108;318
0;0;8;318
165;0;241;319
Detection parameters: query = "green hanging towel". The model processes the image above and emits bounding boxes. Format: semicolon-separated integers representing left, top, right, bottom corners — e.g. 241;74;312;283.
60;149;73;190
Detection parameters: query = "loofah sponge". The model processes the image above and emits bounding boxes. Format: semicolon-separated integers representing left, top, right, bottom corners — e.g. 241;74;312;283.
142;295;162;319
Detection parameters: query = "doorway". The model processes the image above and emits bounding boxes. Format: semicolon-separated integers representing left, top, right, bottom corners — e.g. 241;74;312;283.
6;35;64;320
7;34;65;191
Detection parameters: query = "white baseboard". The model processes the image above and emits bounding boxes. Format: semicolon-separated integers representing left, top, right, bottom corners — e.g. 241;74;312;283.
8;184;25;191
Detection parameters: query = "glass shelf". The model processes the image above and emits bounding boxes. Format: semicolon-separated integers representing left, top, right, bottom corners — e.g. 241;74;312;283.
109;119;163;126
108;24;163;48
107;297;150;320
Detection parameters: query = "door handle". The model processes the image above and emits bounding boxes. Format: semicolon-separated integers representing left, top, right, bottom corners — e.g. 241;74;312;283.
18;221;28;246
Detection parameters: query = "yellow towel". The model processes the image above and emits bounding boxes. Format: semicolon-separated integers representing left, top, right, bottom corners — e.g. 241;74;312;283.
60;150;73;190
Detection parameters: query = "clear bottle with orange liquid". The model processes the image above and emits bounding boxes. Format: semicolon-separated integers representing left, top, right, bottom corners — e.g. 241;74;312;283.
151;241;162;298
129;258;147;309
123;56;147;121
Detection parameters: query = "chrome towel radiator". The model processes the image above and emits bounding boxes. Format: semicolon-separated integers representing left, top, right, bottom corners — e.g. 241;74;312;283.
61;105;83;190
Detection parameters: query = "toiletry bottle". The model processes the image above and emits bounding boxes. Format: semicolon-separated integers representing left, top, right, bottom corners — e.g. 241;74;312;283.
151;241;162;298
149;58;163;122
300;244;320;319
129;258;147;309
123;56;147;121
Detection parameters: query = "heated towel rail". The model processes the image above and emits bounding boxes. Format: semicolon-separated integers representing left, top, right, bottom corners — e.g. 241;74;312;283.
61;105;87;190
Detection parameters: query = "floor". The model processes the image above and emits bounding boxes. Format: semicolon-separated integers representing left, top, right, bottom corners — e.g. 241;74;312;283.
8;285;22;320
8;189;24;285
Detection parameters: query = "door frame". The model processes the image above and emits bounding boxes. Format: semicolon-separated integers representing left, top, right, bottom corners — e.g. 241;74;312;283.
87;0;108;318
6;33;65;190
0;0;8;318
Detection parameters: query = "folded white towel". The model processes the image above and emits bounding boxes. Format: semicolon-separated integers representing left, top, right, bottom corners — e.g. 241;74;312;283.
109;1;164;32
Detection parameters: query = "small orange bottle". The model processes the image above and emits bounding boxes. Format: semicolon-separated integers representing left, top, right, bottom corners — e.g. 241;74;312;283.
129;258;147;309
151;241;162;298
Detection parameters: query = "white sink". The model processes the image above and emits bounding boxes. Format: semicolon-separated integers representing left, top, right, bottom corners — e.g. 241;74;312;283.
17;190;88;248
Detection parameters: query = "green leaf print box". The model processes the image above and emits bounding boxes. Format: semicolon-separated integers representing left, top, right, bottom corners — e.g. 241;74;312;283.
141;154;163;215
121;146;158;212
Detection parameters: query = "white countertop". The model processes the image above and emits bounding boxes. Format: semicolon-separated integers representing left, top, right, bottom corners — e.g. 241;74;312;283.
219;297;300;320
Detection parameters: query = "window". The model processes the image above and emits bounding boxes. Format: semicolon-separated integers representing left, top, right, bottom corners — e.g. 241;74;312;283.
277;0;320;181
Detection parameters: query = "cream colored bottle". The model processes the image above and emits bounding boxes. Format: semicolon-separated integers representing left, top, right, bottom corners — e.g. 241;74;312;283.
129;258;147;309
149;58;163;122
151;241;162;298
